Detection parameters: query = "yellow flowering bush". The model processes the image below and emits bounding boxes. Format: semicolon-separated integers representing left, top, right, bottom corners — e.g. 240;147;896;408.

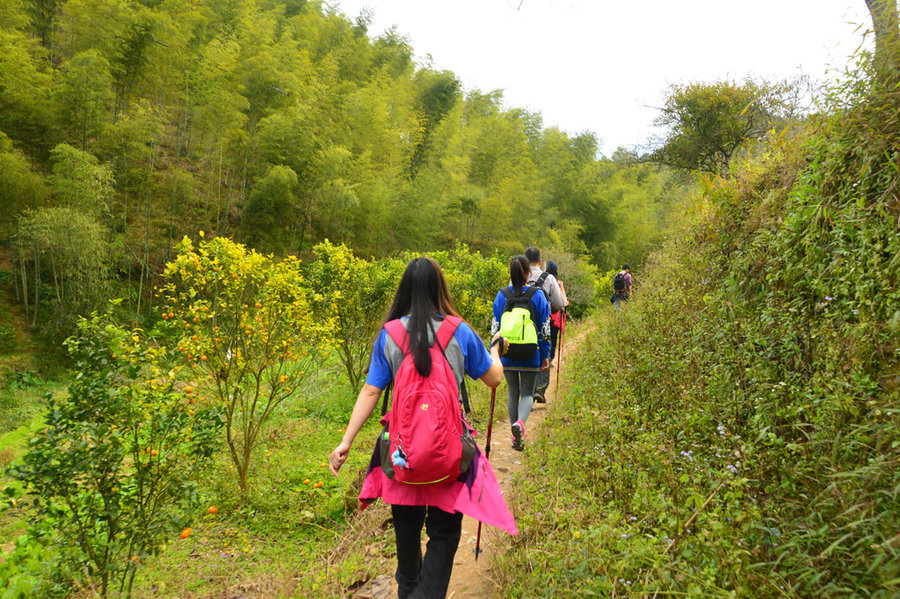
304;240;403;391
159;236;336;496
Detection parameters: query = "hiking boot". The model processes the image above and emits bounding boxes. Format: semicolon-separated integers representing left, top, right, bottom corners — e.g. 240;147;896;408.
511;420;525;451
534;388;546;403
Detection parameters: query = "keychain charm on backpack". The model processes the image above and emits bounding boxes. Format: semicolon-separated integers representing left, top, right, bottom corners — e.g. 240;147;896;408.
391;447;409;470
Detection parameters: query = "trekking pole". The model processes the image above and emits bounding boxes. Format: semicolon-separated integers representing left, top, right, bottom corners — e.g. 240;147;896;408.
555;310;566;387
474;385;497;562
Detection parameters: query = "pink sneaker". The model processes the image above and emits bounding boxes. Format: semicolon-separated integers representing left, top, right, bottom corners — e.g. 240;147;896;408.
511;420;525;451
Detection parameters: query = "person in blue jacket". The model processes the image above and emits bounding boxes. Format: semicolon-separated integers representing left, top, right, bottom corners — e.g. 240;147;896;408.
491;255;551;450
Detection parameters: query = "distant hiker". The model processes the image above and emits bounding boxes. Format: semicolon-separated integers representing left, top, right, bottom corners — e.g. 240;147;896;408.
523;247;565;402
544;260;568;366
492;255;551;451
611;264;632;310
329;257;517;599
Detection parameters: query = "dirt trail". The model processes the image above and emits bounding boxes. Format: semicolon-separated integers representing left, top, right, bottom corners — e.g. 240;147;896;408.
445;363;562;599
353;323;577;599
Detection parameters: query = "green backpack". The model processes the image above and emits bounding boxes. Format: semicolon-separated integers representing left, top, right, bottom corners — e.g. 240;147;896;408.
499;287;538;360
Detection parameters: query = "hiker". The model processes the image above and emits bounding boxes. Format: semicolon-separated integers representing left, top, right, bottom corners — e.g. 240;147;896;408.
492;255;551;451
329;257;517;599
523;247;565;402
544;261;568;363
611;264;633;310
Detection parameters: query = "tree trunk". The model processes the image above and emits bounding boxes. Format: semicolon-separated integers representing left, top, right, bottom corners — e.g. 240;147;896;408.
32;246;40;329
19;250;28;322
137;141;157;317
866;0;900;83
12;243;20;302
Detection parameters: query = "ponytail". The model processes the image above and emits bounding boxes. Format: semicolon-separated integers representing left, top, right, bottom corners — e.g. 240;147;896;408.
510;255;529;294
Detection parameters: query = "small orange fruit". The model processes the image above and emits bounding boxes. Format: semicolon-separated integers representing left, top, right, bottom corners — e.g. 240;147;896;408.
303;479;310;485
208;506;218;514
150;450;158;456
180;527;191;539
313;482;323;489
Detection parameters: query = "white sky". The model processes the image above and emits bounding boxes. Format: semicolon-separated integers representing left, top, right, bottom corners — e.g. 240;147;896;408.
331;0;872;155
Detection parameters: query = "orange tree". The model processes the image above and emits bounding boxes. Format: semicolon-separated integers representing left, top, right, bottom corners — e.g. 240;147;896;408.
159;236;335;497
8;312;219;598
304;240;403;391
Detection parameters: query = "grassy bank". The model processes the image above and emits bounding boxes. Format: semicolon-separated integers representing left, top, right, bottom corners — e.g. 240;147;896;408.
491;73;899;598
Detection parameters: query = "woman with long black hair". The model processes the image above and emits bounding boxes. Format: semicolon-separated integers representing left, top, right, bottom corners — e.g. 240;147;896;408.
329;257;516;599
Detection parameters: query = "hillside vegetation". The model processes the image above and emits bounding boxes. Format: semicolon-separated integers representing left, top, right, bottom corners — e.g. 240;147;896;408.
493;55;899;597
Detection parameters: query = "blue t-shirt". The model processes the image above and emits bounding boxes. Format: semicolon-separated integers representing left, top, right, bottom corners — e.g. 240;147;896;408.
366;316;493;390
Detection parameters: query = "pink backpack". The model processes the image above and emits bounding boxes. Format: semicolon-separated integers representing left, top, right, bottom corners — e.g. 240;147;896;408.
381;315;472;485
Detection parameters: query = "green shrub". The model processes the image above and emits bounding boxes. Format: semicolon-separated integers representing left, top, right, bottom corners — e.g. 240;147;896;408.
9;314;221;598
417;242;507;334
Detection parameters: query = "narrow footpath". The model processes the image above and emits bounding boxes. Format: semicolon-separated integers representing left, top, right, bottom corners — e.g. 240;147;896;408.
444;360;563;599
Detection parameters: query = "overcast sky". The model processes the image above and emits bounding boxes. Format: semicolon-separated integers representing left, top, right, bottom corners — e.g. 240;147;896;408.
331;0;872;155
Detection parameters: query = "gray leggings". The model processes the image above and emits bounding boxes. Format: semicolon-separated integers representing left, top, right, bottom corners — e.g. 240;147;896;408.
505;370;537;425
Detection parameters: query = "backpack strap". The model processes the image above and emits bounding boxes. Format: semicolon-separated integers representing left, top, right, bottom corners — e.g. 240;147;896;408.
459;379;471;414
430;316;465;415
381;382;392;417
435;315;462;351
384;319;409;354
501;286;536;300
381;320;407;417
535;271;550;292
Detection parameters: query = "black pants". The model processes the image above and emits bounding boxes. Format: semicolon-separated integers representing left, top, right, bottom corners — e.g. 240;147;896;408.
391;504;463;599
